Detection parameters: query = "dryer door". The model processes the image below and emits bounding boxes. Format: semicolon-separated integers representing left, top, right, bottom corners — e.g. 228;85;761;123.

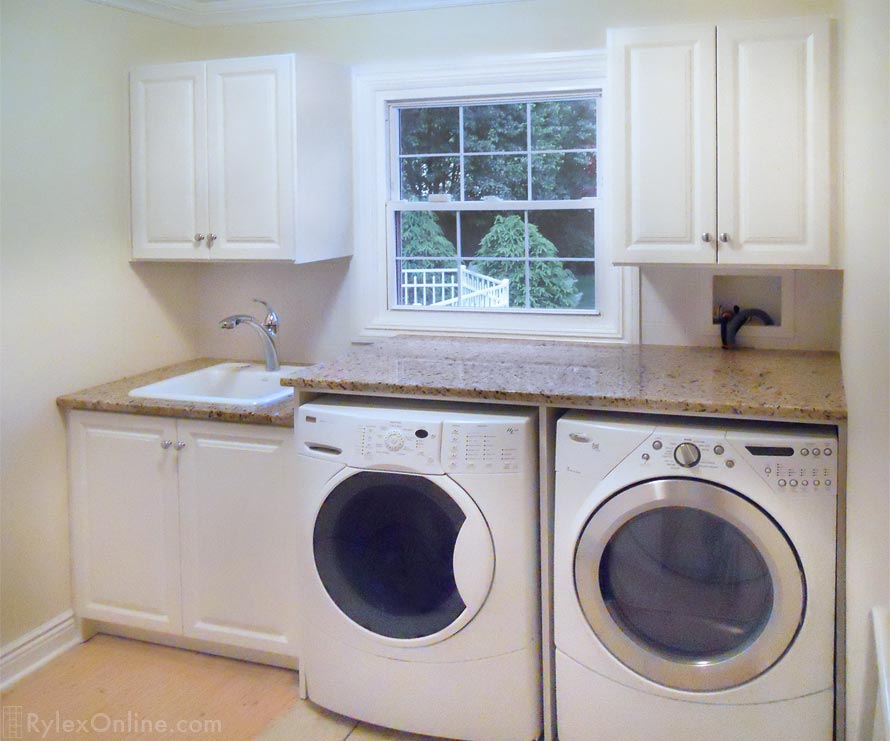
574;478;804;692
313;470;494;646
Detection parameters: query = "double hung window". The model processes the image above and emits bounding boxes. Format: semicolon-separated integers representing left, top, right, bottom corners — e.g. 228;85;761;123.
389;96;599;313
353;52;635;341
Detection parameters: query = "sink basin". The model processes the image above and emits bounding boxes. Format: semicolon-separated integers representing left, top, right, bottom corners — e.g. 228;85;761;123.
129;363;296;407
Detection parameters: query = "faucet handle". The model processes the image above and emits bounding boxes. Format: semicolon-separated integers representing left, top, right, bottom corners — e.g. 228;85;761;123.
253;299;279;336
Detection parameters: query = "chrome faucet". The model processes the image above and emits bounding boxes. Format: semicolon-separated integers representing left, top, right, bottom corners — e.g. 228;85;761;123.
219;299;280;371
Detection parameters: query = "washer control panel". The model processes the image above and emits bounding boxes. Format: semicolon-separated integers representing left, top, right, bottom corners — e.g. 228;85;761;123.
297;399;533;475
441;422;525;474
358;421;442;469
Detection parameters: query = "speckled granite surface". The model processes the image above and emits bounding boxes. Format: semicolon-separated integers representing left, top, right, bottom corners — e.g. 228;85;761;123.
56;358;297;427
281;336;847;422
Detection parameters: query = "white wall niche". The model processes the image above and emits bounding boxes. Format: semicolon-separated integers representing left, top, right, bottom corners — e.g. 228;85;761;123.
705;271;794;344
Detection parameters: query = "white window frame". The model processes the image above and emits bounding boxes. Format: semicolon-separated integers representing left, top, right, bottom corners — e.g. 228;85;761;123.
351;51;639;342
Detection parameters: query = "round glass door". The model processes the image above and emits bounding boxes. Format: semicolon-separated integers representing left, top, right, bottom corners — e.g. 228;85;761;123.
574;478;805;692
313;471;492;641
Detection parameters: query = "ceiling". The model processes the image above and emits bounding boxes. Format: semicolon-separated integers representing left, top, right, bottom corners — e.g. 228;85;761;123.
88;0;522;26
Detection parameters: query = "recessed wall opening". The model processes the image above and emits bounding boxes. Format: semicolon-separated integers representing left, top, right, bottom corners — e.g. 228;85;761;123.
712;275;783;326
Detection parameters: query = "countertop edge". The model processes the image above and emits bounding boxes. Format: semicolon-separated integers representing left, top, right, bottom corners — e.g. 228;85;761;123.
286;379;847;423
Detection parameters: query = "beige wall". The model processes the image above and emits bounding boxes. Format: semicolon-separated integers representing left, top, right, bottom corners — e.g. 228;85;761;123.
0;0;200;644
837;0;890;738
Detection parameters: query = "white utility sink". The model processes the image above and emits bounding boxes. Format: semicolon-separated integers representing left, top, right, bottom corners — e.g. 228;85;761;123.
129;363;296;407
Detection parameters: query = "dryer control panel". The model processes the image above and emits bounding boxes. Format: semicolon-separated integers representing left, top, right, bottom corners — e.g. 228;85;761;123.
728;431;838;496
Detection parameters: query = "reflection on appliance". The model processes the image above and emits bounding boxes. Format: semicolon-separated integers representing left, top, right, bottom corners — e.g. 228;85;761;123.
295;396;541;741
555;413;837;740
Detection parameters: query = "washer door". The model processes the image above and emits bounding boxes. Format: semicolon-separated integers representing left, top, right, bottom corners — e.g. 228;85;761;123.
313;470;494;645
574;478;805;692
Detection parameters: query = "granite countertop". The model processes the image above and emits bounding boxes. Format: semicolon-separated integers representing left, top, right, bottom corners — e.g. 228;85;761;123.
281;336;847;423
56;358;298;427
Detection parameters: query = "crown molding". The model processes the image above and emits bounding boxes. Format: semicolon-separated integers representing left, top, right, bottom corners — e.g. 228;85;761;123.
87;0;524;27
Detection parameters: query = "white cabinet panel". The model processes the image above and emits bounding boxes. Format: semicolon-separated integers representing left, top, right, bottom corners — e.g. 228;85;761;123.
207;56;296;261
178;421;299;656
610;25;716;264
67;412;299;658
131;64;208;260
68;411;182;633
130;54;350;263
609;18;831;267
717;18;830;265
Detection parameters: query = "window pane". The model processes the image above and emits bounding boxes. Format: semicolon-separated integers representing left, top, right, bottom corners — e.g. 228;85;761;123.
396;258;461;306
463;259;525;308
527;259;582;309
399;107;459;154
531;99;597;150
397;211;457;259
529;210;595;259
400;157;460;201
532;152;596;199
464;103;527;153
465;155;527;200
460;211;525;258
560;261;596;310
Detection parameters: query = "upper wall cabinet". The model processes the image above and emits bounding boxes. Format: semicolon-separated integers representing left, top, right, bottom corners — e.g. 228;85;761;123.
130;54;352;263
608;18;831;266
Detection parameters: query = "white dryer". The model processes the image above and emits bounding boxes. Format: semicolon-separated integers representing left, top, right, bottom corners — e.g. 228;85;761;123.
295;396;541;741
554;412;837;741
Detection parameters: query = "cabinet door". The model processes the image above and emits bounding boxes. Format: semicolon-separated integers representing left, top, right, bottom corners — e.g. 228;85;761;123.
717;18;830;265
206;55;296;261
609;25;717;264
177;420;299;656
131;63;209;260
68;411;182;633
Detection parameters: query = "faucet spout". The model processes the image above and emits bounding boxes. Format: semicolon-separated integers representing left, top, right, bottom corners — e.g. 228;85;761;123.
218;314;280;372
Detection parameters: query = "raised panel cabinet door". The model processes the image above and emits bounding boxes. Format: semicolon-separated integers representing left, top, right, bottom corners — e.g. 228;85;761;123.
130;63;209;260
609;25;717;264
717;18;831;265
68;411;182;633
177;420;299;656
206;55;297;261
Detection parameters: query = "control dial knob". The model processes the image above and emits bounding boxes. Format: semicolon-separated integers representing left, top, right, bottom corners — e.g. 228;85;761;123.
673;442;701;468
384;431;405;452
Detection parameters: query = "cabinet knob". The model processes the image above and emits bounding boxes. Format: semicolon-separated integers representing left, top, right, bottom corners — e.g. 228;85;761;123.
701;232;712;243
194;233;206;243
719;232;730;243
207;233;218;246
161;440;173;449
174;441;187;450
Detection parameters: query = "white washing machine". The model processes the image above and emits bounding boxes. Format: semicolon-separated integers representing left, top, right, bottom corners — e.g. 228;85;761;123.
295;396;541;741
554;412;837;741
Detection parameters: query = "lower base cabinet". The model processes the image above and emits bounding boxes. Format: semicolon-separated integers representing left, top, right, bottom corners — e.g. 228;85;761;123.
67;410;299;658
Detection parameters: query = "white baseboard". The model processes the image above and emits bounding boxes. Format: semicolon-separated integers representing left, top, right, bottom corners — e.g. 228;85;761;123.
0;610;82;691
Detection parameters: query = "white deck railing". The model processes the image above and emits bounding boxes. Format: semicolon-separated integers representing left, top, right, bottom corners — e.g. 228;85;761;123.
400;266;510;308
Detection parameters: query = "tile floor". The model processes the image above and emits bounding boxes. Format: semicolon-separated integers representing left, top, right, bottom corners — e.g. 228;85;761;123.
260;698;454;740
